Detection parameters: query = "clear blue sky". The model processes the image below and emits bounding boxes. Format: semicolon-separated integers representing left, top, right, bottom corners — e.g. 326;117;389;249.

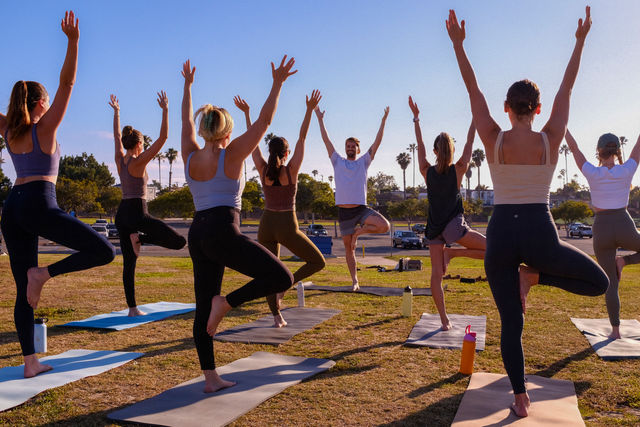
2;0;640;191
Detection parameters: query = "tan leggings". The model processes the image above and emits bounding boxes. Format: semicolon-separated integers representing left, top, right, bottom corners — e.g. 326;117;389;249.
592;208;640;327
257;210;326;315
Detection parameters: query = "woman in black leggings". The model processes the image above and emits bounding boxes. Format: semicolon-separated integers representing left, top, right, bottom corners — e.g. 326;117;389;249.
0;11;115;378
181;56;296;393
447;7;607;417
109;93;186;316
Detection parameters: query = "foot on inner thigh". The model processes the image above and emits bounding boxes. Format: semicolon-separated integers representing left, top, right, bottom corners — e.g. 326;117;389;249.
130;233;141;257
273;313;288;328
615;256;626;280
27;267;51;309
443;247;452;275
518;265;538;315
23;354;53;378
206;295;232;336
128;306;146;317
609;325;621;340
511;392;530;417
203;369;236;393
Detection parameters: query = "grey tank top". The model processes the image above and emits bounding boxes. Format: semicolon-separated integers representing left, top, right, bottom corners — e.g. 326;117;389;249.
119;157;147;200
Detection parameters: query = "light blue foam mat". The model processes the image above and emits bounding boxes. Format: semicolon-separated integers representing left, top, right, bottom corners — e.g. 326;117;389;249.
0;349;142;412
60;302;195;330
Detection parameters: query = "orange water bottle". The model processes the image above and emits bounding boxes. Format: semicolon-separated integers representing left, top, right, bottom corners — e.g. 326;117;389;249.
459;325;476;375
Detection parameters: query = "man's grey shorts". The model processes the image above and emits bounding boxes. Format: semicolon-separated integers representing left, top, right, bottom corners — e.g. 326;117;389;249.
338;205;381;236
426;213;470;245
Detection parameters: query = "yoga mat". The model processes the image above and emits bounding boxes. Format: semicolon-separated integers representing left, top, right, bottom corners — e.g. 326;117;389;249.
405;313;486;351
60;301;195;330
571;318;640;360
108;351;335;427
299;282;437;296
452;373;584;426
0;349;142;412
215;307;340;345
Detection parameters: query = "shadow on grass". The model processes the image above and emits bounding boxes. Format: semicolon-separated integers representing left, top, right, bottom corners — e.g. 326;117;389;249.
532;346;594;378
407;372;468;398
353;316;403;330
115;337;193;359
378;393;463;427
330;340;405;361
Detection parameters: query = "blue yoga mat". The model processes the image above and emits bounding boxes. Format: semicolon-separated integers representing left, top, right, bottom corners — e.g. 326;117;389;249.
60;302;195;330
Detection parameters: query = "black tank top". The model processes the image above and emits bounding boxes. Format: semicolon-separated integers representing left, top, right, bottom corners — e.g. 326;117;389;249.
426;164;464;239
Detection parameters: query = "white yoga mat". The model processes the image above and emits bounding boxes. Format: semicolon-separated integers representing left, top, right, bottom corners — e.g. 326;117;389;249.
452;373;584;426
0;349;143;412
405;313;486;351
108;351;335;427
571;318;640;360
60;301;195;330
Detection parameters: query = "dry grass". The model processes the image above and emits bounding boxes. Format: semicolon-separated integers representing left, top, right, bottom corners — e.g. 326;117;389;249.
0;254;639;426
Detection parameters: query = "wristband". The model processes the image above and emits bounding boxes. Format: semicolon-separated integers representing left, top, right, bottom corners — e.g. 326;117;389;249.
413;117;420;123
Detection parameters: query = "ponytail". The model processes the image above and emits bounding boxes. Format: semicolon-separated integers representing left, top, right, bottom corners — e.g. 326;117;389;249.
434;132;454;174
6;81;47;141
194;104;234;141
265;136;289;182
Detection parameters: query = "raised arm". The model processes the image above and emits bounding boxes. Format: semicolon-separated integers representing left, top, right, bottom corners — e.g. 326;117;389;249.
542;6;591;147
130;91;169;173
409;96;430;180
367;107;390;160
289;90;322;176
314;107;336;158
38;11;79;148
446;10;500;152
226;55;297;166
234;95;266;174
108;95;124;165
563;129;587;171
181;60;199;164
630;134;640;164
455;121;476;185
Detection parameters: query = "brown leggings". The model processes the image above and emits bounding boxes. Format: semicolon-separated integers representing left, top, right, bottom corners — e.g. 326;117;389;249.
592;208;640;327
257;210;326;315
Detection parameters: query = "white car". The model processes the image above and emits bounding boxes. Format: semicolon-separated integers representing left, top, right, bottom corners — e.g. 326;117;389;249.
91;224;108;238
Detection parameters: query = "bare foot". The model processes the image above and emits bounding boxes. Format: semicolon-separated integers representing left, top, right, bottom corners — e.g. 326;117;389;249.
206;295;232;336
511;392;530;417
27;267;51;309
518;265;539;315
128;307;146;317
441;321;452;331
609;326;621;340
443;247;452;275
615;256;626;280
130;233;141;257
23;354;53;378
352;281;360;292
203;369;236;393
273;313;288;328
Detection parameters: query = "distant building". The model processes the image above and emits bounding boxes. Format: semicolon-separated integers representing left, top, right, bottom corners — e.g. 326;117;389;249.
114;184;158;201
462;188;494;205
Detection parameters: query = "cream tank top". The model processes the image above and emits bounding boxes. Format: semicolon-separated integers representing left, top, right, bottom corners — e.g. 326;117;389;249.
488;131;556;205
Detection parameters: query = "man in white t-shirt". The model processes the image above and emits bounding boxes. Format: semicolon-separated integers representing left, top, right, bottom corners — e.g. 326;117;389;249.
315;106;391;290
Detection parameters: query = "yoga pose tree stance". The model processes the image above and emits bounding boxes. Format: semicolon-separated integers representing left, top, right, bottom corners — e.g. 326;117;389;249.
408;96;485;331
447;7;607;417
234;90;326;328
0;11;116;378
315;105;391;291
181;56;296;393
565;129;640;339
109;92;186;317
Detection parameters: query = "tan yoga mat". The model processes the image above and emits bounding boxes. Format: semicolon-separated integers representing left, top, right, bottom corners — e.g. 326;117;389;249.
405;313;486;351
571;318;640;360
108;351;335;427
299;282;437;296
452;373;584;426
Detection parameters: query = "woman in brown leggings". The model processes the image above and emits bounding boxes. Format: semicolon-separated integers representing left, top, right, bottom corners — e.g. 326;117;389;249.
234;90;326;327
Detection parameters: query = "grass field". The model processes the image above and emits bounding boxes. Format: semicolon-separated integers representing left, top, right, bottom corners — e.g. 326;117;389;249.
0;254;639;425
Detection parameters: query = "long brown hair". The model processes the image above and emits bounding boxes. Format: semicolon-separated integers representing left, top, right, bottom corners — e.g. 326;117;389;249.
433;132;454;174
6;80;48;141
265;136;289;182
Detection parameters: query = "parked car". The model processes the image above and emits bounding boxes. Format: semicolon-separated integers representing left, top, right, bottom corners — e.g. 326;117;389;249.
94;219;108;225
392;230;422;248
411;223;426;234
569;224;592;238
91;224;108;238
306;224;328;236
106;223;119;239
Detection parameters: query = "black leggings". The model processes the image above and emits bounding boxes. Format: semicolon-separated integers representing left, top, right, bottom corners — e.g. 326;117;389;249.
115;198;186;307
0;181;115;356
484;204;608;394
188;206;293;370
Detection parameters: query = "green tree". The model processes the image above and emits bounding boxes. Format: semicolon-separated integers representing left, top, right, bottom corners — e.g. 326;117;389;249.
368;172;398;195
59;153;115;187
241;178;264;215
97;186;122;217
407;143;417;189
0;165;12;206
311;169;318;180
620;136;628;162
0;136;5;163
56;178;100;214
396;152;411;199
296;174;336;220
148;186;195;218
143;135;152;150
472;148;485;189
551;200;593;236
153;151;165;188
465;163;473;197
386;198;424;227
165;147;179;189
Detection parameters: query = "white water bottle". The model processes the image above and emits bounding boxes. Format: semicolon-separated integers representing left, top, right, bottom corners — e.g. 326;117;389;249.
297;281;305;307
402;286;413;317
34;317;48;353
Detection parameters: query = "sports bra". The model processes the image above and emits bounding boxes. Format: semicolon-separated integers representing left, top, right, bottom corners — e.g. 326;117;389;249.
185;149;245;211
119;157;148;200
262;165;297;211
5;124;60;178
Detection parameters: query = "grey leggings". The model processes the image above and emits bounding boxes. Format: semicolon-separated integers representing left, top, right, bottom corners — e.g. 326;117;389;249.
592;208;640;327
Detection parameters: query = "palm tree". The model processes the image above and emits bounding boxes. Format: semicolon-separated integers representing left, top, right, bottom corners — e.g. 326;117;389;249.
465;163;474;198
559;144;571;186
143;135;152;150
312;169;318;180
396;152;411;199
264;132;276;145
0;136;5;162
328;175;333;189
407;143;417;188
165;148;179;189
153;152;166;188
471;148;485;190
557;168;566;186
620;136;628;162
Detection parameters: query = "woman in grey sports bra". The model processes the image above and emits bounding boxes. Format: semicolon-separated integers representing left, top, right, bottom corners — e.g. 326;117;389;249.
447;7;607;417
